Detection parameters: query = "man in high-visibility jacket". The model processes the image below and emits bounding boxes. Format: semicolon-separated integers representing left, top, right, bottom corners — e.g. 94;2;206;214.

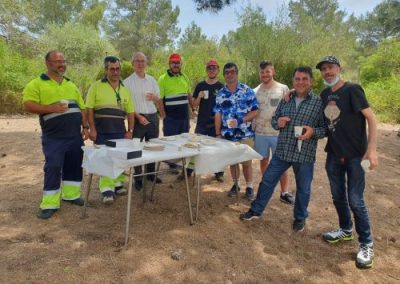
86;56;135;205
23;50;89;219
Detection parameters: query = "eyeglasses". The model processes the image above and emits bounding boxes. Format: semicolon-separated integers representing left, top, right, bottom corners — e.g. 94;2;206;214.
48;60;67;64
224;70;237;75
207;66;218;71
133;60;146;63
170;61;181;65
108;67;120;72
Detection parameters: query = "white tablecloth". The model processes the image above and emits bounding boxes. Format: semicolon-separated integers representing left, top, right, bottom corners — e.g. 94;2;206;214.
152;134;262;174
82;144;198;178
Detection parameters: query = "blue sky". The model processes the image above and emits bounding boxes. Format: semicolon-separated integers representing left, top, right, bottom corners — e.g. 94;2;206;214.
170;0;383;39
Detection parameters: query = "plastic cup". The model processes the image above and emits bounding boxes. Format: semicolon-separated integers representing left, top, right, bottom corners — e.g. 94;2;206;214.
227;118;236;129
145;92;153;101
60;99;69;108
361;159;370;172
294;126;303;138
203;90;209;99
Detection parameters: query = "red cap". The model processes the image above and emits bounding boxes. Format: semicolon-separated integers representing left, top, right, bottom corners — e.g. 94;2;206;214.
206;59;219;67
169;53;181;62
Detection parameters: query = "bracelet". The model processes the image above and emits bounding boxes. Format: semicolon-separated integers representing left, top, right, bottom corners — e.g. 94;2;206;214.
82;125;89;129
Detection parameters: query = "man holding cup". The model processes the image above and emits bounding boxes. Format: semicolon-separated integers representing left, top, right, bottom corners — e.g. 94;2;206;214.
22;51;89;219
192;59;224;181
240;67;326;233
124;52;165;190
214;62;259;200
316;55;378;269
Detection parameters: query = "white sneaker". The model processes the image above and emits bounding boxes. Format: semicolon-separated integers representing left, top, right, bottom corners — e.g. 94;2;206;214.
115;188;127;196
103;195;114;205
356;243;374;269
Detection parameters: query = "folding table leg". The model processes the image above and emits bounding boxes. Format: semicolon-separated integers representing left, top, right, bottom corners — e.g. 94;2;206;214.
182;158;194;225
124;168;134;247
195;175;201;221
150;162;161;202
142;166;147;203
81;173;93;218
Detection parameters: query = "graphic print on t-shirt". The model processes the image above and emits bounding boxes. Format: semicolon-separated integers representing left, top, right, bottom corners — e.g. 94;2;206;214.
324;100;341;131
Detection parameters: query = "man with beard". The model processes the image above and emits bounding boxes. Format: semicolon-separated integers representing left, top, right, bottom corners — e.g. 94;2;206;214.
158;53;192;173
253;60;294;205
23;51;88;219
317;55;378;269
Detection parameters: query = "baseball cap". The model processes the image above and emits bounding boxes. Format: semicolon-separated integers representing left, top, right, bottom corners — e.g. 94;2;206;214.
206;59;219;67
169;53;181;62
316;55;340;69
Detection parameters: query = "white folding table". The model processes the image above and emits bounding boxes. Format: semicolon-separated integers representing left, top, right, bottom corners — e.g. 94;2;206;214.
81;144;199;246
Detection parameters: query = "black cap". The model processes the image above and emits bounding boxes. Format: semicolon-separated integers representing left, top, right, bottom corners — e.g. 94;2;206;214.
316;55;340;70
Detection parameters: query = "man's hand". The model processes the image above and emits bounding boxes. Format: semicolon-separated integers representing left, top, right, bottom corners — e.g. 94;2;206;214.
364;150;378;170
82;128;90;140
50;103;68;113
89;128;97;142
124;131;133;139
298;126;314;140
282;89;294;103
138;114;150;125
277;117;291;128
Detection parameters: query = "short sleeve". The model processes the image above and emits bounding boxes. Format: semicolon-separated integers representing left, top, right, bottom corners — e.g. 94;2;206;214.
85;84;96;108
349;84;369;113
22;79;40;103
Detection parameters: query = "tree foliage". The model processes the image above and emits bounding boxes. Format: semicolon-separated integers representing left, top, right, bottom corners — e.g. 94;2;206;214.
105;0;180;60
193;0;236;12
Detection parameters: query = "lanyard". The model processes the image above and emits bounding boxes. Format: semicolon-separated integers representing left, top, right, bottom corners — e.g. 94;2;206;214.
108;80;121;107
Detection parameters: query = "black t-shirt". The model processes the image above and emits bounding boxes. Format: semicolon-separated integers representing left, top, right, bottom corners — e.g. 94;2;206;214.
193;80;224;128
320;82;369;159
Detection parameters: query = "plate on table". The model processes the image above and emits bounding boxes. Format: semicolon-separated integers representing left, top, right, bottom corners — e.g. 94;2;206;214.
188;135;201;142
144;142;165;151
160;136;177;141
183;142;199;149
201;139;216;145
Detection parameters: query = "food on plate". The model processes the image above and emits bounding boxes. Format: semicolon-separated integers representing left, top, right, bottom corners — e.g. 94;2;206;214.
183;142;198;149
201;139;216;145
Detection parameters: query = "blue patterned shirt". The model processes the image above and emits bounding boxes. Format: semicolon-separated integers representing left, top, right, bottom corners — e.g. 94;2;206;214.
272;90;326;163
214;82;259;141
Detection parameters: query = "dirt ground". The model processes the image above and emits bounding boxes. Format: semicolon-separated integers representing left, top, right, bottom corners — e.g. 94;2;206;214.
0;115;399;284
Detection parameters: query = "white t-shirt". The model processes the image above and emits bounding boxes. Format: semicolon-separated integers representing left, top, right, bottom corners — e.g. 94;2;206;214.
123;73;160;114
253;81;289;136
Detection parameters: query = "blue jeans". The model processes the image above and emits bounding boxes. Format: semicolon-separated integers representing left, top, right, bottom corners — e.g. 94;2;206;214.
325;153;373;244
251;156;314;221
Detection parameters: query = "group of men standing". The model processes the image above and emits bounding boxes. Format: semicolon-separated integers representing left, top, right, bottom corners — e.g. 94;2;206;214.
23;51;378;269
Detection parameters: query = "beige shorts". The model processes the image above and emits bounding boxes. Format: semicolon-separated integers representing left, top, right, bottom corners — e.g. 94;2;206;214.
239;138;254;166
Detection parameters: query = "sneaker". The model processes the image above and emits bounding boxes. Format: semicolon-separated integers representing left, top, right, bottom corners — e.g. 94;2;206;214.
134;180;143;191
239;209;261;221
245;187;254;201
227;184;240;197
356;243;374;269
102;195;114;205
147;176;162;184
37;209;57;219
293;219;306;232
280;192;295;205
115;187;127;196
322;228;354;244
63;197;85;206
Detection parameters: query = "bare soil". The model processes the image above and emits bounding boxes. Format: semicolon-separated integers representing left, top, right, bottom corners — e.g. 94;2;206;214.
0;115;399;283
